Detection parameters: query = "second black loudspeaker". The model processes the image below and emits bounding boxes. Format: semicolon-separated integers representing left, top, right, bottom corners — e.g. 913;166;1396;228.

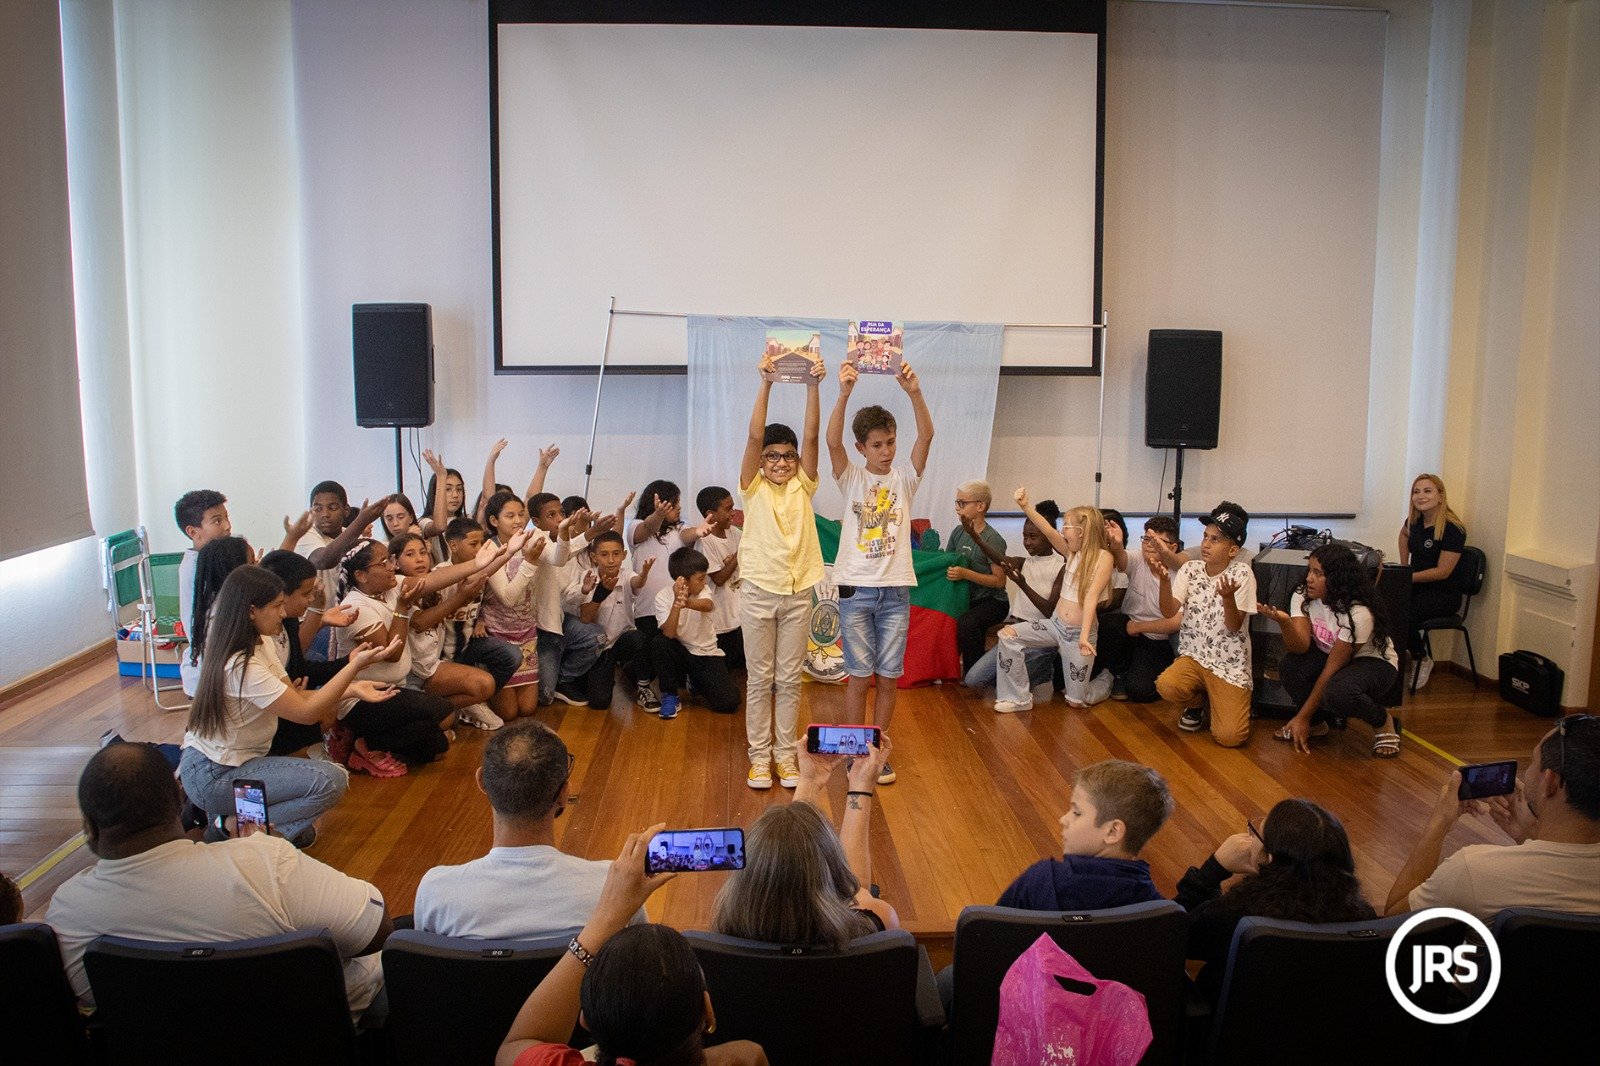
353;303;434;428
1145;329;1222;449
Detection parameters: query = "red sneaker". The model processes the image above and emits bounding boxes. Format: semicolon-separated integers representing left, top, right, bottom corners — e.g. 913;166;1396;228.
348;747;407;778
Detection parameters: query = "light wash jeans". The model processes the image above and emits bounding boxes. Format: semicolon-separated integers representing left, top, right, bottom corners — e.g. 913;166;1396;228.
995;616;1112;707
178;746;349;843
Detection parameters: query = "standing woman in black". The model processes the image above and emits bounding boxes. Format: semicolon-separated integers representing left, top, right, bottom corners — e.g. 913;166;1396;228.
1395;474;1466;688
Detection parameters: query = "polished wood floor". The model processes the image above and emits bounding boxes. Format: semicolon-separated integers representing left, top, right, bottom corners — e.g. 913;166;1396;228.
3;655;1558;946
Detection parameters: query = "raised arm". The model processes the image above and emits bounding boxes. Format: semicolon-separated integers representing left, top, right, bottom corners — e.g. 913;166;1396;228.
524;444;559;499
477;438;508;525
742;358;776;489
496;827;674;1066
827;361;857;479
802;357;824;480
305;497;391;571
897;361;934;477
422;450;449;536
841;739;898;929
280;511;312;553
1385;772;1466;915
631;494;672;545
1014;488;1072;558
1258;603;1311;654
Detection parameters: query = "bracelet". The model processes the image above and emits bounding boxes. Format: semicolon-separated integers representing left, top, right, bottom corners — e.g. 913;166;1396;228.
567;936;595;967
847;790;875;799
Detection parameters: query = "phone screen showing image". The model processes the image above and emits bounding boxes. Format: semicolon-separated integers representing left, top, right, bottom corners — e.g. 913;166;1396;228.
233;781;269;838
807;724;880;755
1458;761;1517;801
646;828;745;874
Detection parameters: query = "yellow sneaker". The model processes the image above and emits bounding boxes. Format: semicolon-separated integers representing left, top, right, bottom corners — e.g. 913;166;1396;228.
775;759;800;789
747;761;773;790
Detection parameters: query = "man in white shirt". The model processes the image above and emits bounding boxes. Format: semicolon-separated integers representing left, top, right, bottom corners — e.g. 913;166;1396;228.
47;744;391;1014
414;721;643;938
1387;715;1600;918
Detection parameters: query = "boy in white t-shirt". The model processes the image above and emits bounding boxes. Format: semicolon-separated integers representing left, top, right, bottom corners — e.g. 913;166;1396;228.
173;489;232;696
562;530;651;709
292;481;390;659
1154;501;1258;748
693;485;744;668
650;547;741;720
826;359;935;785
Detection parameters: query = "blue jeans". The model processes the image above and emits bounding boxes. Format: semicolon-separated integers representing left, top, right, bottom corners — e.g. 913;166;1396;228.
178;745;349;842
837;585;911;679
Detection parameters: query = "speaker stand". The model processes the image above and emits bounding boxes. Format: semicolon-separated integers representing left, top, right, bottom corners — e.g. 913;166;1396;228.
393;427;404;496
1168;445;1186;529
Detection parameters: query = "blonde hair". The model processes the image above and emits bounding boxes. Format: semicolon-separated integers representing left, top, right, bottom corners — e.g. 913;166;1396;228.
711;803;875;950
1066;505;1110;607
957;480;992;506
1075;760;1174;854
1407;474;1466;541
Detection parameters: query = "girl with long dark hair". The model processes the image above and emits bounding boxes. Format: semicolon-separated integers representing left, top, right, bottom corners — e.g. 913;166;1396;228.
176;566;398;847
1259;543;1402;757
186;535;256;676
1177;798;1376;1001
497;828;767;1066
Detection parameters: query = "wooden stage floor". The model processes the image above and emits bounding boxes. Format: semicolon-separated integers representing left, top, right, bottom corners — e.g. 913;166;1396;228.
3;654;1556;949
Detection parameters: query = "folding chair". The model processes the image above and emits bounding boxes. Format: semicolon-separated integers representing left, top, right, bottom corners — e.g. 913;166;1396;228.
103;527;189;709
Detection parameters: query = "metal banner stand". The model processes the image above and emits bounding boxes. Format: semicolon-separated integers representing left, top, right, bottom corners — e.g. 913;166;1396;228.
582;303;1110;506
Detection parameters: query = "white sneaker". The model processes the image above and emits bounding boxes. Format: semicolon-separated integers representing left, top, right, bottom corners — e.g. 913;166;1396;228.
995;698;1034;714
456;703;505;730
1414;656;1433;688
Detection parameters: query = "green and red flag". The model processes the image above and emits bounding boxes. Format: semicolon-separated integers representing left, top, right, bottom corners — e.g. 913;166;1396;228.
813;515;968;688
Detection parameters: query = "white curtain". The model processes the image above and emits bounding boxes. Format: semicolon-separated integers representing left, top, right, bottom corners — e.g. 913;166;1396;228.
687;316;1003;543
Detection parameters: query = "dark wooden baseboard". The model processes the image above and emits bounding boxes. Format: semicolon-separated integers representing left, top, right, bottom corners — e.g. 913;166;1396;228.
0;639;115;710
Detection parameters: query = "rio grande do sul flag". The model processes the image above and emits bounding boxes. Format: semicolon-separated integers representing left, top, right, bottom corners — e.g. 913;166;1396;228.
813;515;968;688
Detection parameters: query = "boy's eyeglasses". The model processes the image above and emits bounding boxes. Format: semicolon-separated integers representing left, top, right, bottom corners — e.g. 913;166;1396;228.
1247;819;1264;845
1556;714;1597;779
955;499;980;508
761;451;799;464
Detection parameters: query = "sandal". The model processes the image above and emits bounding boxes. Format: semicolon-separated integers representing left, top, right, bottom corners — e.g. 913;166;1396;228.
348;747;408;778
1273;722;1329;741
1373;716;1402;759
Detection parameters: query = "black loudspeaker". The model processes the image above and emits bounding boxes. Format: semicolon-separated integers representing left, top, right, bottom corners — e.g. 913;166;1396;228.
353;303;433;428
1145;329;1222;449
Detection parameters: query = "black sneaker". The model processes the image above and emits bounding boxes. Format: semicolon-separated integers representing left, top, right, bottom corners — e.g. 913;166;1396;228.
553;681;590;707
636;680;661;711
1178;706;1210;732
1110;675;1128;701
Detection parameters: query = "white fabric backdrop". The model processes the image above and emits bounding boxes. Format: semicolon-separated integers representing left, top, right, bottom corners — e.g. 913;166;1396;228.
686;317;1003;542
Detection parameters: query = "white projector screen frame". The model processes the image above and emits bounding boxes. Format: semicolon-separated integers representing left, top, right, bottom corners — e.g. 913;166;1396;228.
489;3;1106;375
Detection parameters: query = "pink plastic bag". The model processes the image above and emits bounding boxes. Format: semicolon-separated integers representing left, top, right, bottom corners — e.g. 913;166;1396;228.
991;933;1154;1066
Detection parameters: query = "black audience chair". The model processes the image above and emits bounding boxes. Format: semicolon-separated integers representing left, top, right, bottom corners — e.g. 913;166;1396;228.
0;922;89;1063
684;928;943;1066
1412;545;1486;692
1455;908;1600;1059
381;929;571;1065
946;901;1187;1066
1208;915;1441;1065
83;929;364;1065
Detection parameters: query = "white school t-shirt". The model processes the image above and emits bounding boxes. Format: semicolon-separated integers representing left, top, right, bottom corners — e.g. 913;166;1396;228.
178;548;201;696
414;845;643;940
1120;551;1169;637
832;462;920;587
655;586;722;657
562;565;637;648
1170;559;1258;689
334;587;412;686
182;637;291;766
1008;556;1065;623
47;835;385;1013
294;528;341;613
628;524;686;619
696;528;742;634
1288;592;1399;668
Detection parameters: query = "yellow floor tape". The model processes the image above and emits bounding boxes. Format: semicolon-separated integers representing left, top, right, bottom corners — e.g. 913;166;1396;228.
16;831;87;891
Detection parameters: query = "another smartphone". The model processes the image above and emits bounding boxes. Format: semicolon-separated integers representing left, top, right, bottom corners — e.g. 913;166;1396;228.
1457;760;1518;801
806;724;881;755
646;828;745;874
233;778;269;837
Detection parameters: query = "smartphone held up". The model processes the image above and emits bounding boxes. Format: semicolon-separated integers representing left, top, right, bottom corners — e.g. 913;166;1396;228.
646;828;745;875
806;724;881;756
1457;760;1518;801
